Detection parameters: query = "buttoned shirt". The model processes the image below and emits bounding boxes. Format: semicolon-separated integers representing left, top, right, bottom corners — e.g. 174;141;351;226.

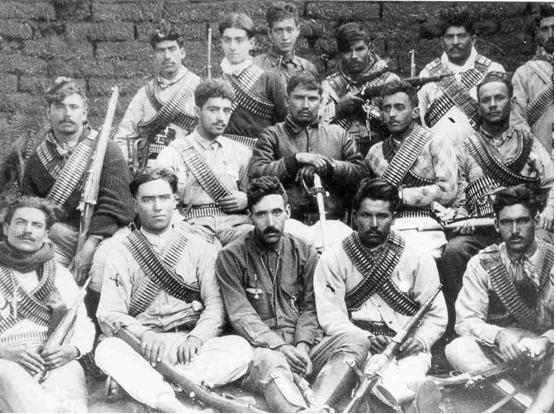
253;49;319;89
97;223;223;343
314;234;447;352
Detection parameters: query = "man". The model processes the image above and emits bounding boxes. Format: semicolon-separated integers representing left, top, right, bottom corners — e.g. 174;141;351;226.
254;2;319;88
156;78;253;246
218;13;288;139
445;185;553;411
439;73;554;337
250;72;365;224
21;78;135;284
216;176;370;412
418;8;505;147
511;6;554;154
95;168;251;412
314;178;447;410
321;22;399;156
114;21;201;169
0;197;94;412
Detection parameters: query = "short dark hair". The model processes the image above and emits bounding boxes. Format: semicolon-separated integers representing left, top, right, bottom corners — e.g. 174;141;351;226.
130;168;178;198
218;13;256;39
194;78;235;108
492;185;539;219
536;5;554;26
381;80;418;108
286;72;322;96
247;176;288;211
150;20;184;49
4;197;57;230
45;77;87;108
476;72;513;99
266;1;299;28
336;22;370;53
439;7;475;36
352;178;401;214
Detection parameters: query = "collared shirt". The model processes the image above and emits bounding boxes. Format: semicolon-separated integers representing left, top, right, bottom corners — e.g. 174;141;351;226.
155;129;252;207
216;231;321;349
220;57;255;77
253;48;318;89
97;223;223;343
455;241;554;345
313;233;447;352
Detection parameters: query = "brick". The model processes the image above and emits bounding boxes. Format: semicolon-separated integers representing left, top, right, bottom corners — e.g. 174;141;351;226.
0;39;25;54
88;76;143;97
0;73;18;93
111;58;153;78
53;0;91;20
306;2;380;21
66;22;135;42
97;41;151;59
0;54;48;75
167;1;235;22
24;36;93;60
18;75;51;95
48;57;114;78
92;1;163;22
87;96;127;123
0;20;33;40
0;2;56;20
0;93;44;114
137;22;207;42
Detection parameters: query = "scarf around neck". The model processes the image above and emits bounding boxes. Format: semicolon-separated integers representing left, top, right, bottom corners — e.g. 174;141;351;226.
0;241;55;273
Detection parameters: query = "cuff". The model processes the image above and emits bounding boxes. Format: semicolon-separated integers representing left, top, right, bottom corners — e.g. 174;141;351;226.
283;155;299;176
414;337;428;354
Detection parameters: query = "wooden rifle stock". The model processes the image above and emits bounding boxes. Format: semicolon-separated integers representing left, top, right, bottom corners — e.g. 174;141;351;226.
343;286;443;413
112;325;265;413
429;362;514;389
396;217;495;232
357;73;452;101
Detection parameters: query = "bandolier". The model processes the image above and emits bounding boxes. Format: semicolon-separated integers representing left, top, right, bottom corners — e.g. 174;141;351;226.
228;65;276;122
526;60;554;126
424;55;491;128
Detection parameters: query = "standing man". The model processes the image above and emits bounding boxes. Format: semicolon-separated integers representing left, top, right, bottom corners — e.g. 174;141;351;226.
250;72;365;224
314;178;447;409
218;13;288;139
445;185;553;410
216;176;370;412
0;197;94;412
114;21;201;169
511;6;554;154
21;78;135;283
439;73;553;337
156;78;253;246
95;168;252;413
254;2;319;88
321;22;399;156
418;8;505;146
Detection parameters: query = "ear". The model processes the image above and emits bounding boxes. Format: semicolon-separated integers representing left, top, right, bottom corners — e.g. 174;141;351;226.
247;209;254;224
411;106;420;120
2;222;9;239
194;105;201;119
471;34;477;45
534;212;540;227
494;217;500;234
285;204;291;220
248;37;256;51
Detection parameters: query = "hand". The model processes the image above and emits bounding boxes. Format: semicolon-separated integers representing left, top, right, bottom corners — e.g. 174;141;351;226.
453;221;475;235
141;330;174;366
397;338;424;358
72;236;102;285
336;92;365;115
539;206;554;231
296;165;316;187
495;328;526;362
177;336;203;364
295;153;332;171
41;345;79;370
217;191;247;213
295;342;313;377
0;344;46;374
369;335;391;354
518;336;552;361
278;344;312;376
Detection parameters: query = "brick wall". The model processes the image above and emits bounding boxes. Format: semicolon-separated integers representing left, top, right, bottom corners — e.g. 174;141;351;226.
0;0;549;155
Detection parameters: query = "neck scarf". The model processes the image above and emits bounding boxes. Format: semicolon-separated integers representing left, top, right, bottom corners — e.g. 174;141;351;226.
0;241;55;273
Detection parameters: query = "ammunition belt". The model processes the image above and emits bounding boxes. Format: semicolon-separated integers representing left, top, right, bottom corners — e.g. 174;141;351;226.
147;142;167;158
352;320;396;337
223;134;258;149
343;231;419;315
230;65;275;121
395;206;431;219
465;175;500;216
127;228;201;317
183;203;227;220
403;170;436;188
527;83;553;126
0;330;48;346
382;125;432;187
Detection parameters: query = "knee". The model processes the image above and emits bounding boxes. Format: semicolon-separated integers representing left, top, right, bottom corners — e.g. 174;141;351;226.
211;335;253;365
252;348;289;373
331;331;370;360
444;336;478;369
94;336;130;369
0;360;23;384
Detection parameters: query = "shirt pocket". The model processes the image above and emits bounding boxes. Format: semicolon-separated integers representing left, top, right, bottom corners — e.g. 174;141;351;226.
280;280;300;315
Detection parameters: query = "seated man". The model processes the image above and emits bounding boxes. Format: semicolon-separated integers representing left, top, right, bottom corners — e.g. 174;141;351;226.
95;168;251;413
216;176;369;412
445;185;553;409
0;197;94;412
314;178;447;409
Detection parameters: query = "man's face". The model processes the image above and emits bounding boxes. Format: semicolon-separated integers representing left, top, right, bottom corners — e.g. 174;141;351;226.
3;207;49;253
195;97;233;139
154;40;185;79
269;17;300;55
48;93;87;137
249;194;290;245
134;179;175;234
354;198;394;249
537;16;554;54
287;85;321;124
381;92;418;134
495;204;537;255
478;81;511;125
339;40;371;76
221;27;254;65
442;26;475;65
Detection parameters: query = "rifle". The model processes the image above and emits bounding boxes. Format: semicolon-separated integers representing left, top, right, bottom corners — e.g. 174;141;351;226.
111;323;265;413
74;87;119;285
343;286;443;413
311;174;328;252
395;217;495;232
357;73;452;101
206;25;213;79
428;361;515;389
409;50;416;78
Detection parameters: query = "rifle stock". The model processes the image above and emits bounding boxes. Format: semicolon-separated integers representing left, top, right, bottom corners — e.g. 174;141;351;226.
357;74;452;101
396;217;495;232
429;362;514;389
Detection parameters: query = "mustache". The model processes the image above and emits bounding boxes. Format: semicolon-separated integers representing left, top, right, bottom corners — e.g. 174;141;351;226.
263;227;280;235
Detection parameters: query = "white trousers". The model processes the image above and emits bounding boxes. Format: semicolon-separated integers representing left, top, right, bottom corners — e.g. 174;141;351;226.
445;335;496;373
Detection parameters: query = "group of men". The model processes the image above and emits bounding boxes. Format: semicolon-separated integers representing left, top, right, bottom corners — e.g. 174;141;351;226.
0;2;553;413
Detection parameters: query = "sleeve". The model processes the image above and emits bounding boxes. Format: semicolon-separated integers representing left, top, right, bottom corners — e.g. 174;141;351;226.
237;146;253;193
417;67;433;126
510;67;532;131
532;138;554;208
294;246;321;346
249;128;297;179
320;80;340;122
328;128;367;188
267;73;288;123
21;154;40;196
215;248;286;349
454;145;471;217
113;87;148;160
454;257;502;344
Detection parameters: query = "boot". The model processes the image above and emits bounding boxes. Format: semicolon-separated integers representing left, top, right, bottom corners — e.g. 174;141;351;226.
311;353;359;409
263;369;308;413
